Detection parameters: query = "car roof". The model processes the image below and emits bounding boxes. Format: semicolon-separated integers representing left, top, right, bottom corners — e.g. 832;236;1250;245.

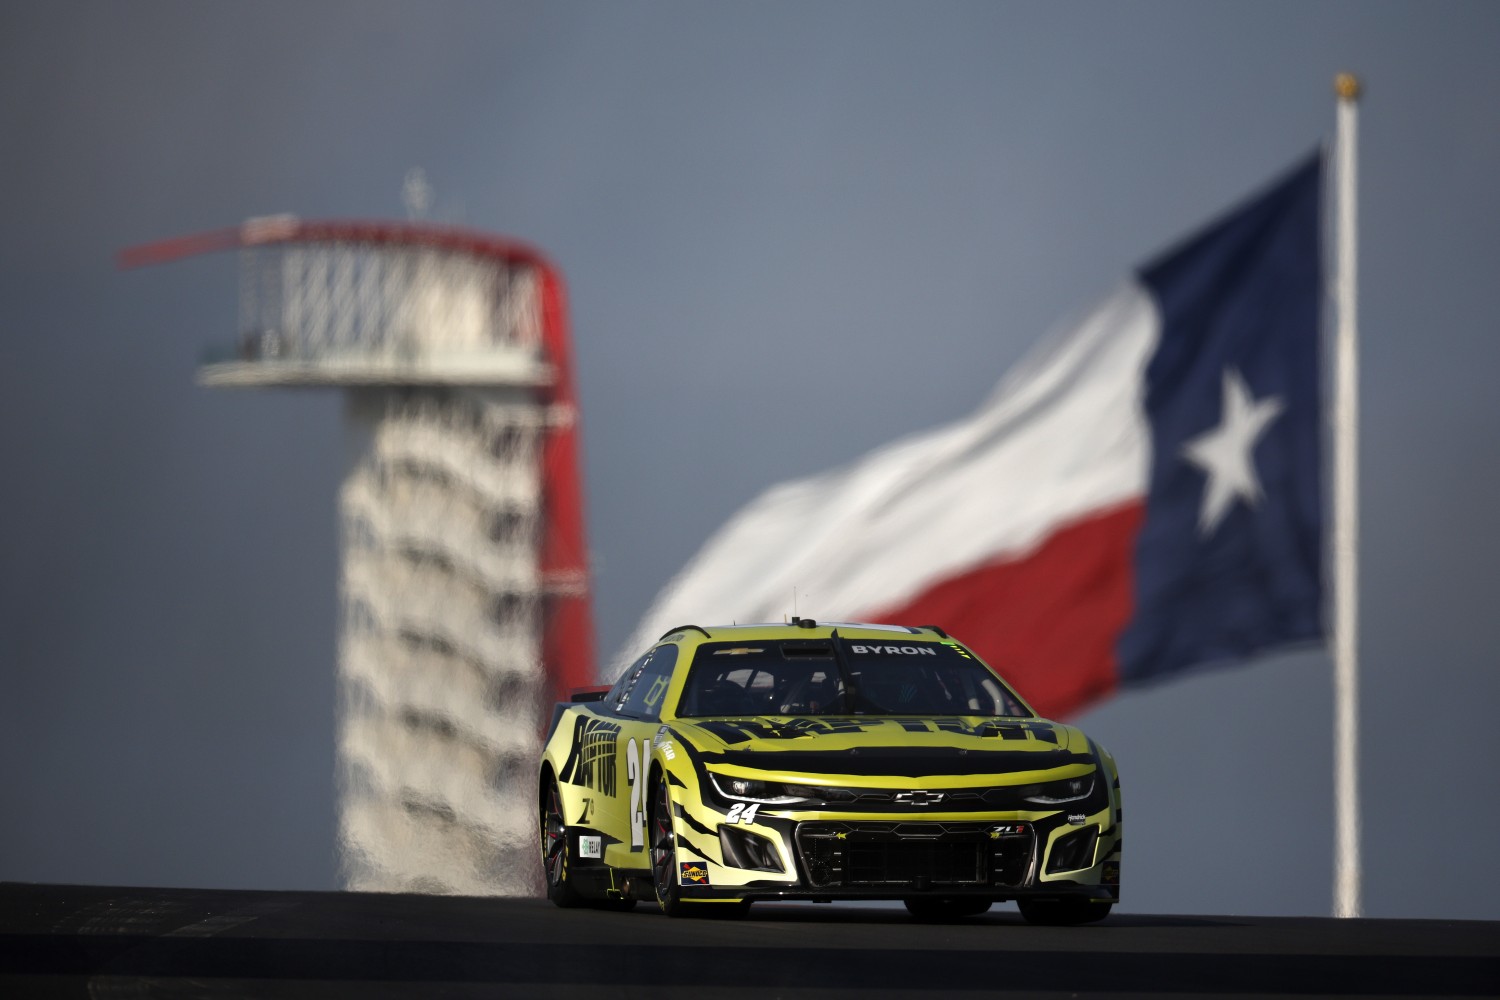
655;621;948;643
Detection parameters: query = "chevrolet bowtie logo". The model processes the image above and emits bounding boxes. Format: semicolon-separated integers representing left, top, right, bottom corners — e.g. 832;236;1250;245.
894;790;945;806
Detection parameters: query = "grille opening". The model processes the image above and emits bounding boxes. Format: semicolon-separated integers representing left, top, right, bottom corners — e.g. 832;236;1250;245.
720;826;785;873
1045;825;1099;874
796;822;1034;889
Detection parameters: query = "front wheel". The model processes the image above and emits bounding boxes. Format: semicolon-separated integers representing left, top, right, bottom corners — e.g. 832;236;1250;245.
540;777;583;908
648;777;749;918
649;777;686;916
1017;897;1111;925
904;897;993;921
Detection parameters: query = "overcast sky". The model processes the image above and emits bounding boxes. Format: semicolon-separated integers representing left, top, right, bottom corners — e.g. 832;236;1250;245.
3;1;1498;920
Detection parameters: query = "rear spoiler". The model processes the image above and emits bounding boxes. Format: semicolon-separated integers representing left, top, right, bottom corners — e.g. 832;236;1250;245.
569;685;612;703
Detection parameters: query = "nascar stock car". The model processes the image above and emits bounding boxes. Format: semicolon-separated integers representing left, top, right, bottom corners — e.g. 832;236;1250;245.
537;621;1121;924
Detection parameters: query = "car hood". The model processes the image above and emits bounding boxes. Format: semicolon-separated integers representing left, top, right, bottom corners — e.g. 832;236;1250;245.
666;716;1094;780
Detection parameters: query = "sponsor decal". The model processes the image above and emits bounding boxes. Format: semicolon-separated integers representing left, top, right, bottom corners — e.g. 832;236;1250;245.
1103;861;1120;887
578;835;602;859
558;717;622;794
699;717;1060;744
848;645;939;655
640;675;669;709
713;647;765;656
990;823;1030;836
1068;813;1087;825
679;862;709;886
696;718;864;743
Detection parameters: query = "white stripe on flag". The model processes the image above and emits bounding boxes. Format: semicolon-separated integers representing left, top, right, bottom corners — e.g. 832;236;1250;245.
617;281;1161;674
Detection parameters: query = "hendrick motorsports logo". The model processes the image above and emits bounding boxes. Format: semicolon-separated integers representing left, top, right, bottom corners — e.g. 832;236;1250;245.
679;862;709;886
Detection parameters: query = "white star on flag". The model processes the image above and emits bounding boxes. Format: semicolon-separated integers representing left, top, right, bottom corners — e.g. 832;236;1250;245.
1181;367;1285;535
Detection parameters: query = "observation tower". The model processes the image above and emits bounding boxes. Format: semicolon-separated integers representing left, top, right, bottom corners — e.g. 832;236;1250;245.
122;217;595;895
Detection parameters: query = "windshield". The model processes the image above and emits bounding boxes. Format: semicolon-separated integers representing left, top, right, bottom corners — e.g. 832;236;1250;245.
675;637;1031;718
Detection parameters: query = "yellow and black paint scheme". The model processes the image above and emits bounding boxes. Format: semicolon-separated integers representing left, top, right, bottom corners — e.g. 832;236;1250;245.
537;622;1122;924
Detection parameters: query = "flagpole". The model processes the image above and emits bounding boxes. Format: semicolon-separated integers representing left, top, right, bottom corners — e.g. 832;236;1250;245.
1332;71;1363;919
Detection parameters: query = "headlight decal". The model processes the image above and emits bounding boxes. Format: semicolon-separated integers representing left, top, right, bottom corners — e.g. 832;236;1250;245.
1021;773;1096;805
708;772;821;806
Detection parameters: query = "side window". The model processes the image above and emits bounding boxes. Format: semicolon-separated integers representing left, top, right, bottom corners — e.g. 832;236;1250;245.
617;645;679;721
605;653;650;710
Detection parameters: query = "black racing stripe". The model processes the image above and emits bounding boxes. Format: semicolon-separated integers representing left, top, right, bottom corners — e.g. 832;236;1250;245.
677;808;716;838
702;746;1091;777
693;720;755;745
676;830;718;861
667;771;687;788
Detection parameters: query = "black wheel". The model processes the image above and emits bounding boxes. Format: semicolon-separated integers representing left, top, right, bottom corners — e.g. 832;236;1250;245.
1016;897;1111;925
648;777;750;919
540;777;583;907
649;777;685;916
903;897;993;921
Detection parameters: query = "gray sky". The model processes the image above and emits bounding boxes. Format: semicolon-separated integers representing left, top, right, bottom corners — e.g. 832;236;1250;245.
3;1;1498;919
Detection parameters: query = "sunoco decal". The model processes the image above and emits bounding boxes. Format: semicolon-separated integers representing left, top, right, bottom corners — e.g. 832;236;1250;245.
679;862;709;886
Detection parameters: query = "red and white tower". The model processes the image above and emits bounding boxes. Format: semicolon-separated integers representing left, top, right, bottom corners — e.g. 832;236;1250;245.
123;219;595;894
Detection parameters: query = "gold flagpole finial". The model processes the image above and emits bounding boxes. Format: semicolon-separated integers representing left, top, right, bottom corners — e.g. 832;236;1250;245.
1335;73;1362;102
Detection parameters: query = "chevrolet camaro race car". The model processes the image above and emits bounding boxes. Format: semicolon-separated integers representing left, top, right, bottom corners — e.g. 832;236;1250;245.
537;621;1121;924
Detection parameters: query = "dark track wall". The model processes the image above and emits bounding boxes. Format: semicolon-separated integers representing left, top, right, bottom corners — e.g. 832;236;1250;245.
3;883;1496;998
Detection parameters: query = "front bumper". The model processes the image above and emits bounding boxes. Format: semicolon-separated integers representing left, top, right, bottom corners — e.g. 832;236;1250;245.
671;810;1121;904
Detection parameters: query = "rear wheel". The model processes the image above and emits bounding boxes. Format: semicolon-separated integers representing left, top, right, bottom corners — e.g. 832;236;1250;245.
540;777;583;907
903;897;993;921
1017;897;1111;925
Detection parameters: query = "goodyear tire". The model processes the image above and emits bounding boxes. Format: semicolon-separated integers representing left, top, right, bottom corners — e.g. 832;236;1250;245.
540;776;584;908
1017;897;1111;925
903;897;993;921
649;777;686;917
649;777;749;919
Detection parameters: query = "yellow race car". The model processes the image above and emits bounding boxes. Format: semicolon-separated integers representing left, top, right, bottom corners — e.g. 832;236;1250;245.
538;621;1121;923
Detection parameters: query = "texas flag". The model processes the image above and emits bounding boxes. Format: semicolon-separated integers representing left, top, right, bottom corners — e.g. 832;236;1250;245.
622;156;1324;719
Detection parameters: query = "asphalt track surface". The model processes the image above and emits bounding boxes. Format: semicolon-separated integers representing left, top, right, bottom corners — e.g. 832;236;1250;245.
2;883;1496;999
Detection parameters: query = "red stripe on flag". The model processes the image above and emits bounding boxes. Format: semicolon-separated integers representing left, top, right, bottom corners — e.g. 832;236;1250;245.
871;502;1145;720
